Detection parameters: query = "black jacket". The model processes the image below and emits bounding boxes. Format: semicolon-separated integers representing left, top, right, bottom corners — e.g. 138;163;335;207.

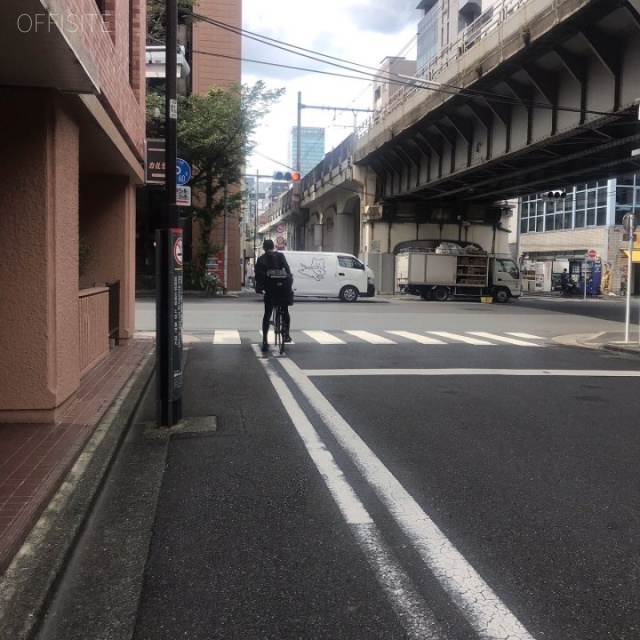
255;251;292;300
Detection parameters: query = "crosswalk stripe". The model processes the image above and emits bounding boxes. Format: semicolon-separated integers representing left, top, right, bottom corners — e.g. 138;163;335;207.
202;329;549;347
386;331;445;344
213;330;241;344
344;330;396;344
303;330;346;344
255;331;296;345
427;331;495;345
467;331;542;347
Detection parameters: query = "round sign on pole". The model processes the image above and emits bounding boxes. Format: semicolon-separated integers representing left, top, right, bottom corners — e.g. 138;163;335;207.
174;237;183;266
275;224;285;234
176;158;191;186
587;248;597;259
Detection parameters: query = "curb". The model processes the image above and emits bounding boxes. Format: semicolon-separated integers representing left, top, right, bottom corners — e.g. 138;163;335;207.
0;352;156;640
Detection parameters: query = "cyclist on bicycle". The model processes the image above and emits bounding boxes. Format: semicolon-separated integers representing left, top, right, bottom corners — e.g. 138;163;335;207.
255;239;293;352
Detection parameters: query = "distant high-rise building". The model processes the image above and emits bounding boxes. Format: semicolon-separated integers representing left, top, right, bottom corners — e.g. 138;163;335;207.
288;127;325;176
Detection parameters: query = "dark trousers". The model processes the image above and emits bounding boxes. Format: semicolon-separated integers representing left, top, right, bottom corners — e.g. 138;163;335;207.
262;297;290;342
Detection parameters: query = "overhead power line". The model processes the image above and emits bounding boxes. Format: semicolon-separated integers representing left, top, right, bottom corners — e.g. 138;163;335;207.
187;12;634;119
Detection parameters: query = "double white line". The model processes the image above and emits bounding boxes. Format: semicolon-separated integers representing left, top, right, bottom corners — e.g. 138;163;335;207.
255;346;537;640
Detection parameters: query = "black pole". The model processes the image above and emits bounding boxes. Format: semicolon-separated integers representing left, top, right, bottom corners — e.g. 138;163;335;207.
156;0;183;427
165;0;178;229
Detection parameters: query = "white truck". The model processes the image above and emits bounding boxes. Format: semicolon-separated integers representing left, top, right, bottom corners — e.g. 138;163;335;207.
396;248;522;303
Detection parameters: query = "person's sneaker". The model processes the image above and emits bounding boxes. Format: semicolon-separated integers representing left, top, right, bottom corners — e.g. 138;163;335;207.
284;334;292;343
261;341;269;352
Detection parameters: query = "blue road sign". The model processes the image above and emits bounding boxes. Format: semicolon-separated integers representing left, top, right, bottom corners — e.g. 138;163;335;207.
176;158;191;185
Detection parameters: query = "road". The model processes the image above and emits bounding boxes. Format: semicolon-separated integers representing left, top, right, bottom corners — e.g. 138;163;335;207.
37;295;640;640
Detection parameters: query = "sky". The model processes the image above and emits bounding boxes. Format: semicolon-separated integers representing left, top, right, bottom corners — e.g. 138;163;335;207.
241;0;420;177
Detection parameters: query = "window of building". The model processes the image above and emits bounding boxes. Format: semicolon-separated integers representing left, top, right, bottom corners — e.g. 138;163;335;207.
520;196;544;233
522;175;640;235
615;174;640;225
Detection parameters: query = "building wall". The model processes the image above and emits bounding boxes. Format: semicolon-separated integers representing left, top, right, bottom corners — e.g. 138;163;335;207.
0;92;80;419
0;1;145;421
373;57;417;111
64;0;146;159
190;0;243;291
191;0;241;89
80;174;137;339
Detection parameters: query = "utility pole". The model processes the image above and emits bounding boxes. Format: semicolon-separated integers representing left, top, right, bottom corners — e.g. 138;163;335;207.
296;92;302;173
254;170;259;258
155;0;182;427
223;183;228;294
296;92;374;175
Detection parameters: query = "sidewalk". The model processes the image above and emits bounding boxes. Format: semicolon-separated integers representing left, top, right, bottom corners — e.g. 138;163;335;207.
0;337;154;575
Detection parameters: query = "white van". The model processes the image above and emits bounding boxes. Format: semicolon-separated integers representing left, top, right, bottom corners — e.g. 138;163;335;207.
280;251;375;302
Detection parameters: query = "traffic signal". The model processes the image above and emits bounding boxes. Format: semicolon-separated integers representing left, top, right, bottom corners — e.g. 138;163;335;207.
543;190;566;202
273;170;301;182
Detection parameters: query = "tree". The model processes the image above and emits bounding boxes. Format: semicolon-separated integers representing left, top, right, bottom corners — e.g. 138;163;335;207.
146;81;285;274
146;0;198;43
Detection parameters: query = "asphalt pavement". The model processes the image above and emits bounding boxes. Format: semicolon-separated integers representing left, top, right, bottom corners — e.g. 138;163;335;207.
27;340;432;640
2;293;640;639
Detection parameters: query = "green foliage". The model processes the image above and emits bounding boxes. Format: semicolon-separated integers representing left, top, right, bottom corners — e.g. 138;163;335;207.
183;262;222;295
146;82;285;270
147;0;198;42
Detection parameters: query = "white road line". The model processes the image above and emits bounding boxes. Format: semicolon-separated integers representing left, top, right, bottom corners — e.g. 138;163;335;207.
506;332;544;339
212;330;241;344
386;331;445;344
468;332;542;347
278;356;537;640
253;345;447;640
428;331;495;345
301;368;640;377
303;330;346;344
256;331;295;344
344;330;396;344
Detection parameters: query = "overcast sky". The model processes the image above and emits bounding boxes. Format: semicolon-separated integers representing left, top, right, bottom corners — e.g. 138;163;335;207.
241;0;420;176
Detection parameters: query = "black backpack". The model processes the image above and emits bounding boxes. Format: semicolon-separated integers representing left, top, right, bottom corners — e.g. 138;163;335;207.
265;253;292;298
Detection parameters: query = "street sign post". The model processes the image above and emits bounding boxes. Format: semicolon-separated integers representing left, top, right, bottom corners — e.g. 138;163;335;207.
622;213;636;343
176;185;191;206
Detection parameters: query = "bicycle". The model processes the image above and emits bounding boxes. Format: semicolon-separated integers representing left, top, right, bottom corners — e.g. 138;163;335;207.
270;305;287;355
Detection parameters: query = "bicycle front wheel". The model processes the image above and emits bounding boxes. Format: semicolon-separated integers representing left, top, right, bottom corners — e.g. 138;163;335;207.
274;308;284;354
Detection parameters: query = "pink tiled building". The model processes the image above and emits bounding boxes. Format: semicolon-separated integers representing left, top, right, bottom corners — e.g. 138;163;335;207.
0;0;146;422
190;0;243;291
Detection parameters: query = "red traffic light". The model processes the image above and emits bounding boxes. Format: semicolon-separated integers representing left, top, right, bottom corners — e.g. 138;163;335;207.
273;170;301;181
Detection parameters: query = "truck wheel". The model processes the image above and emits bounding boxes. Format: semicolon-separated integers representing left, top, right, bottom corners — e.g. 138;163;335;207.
493;288;510;303
433;287;449;302
420;291;431;301
339;285;359;302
